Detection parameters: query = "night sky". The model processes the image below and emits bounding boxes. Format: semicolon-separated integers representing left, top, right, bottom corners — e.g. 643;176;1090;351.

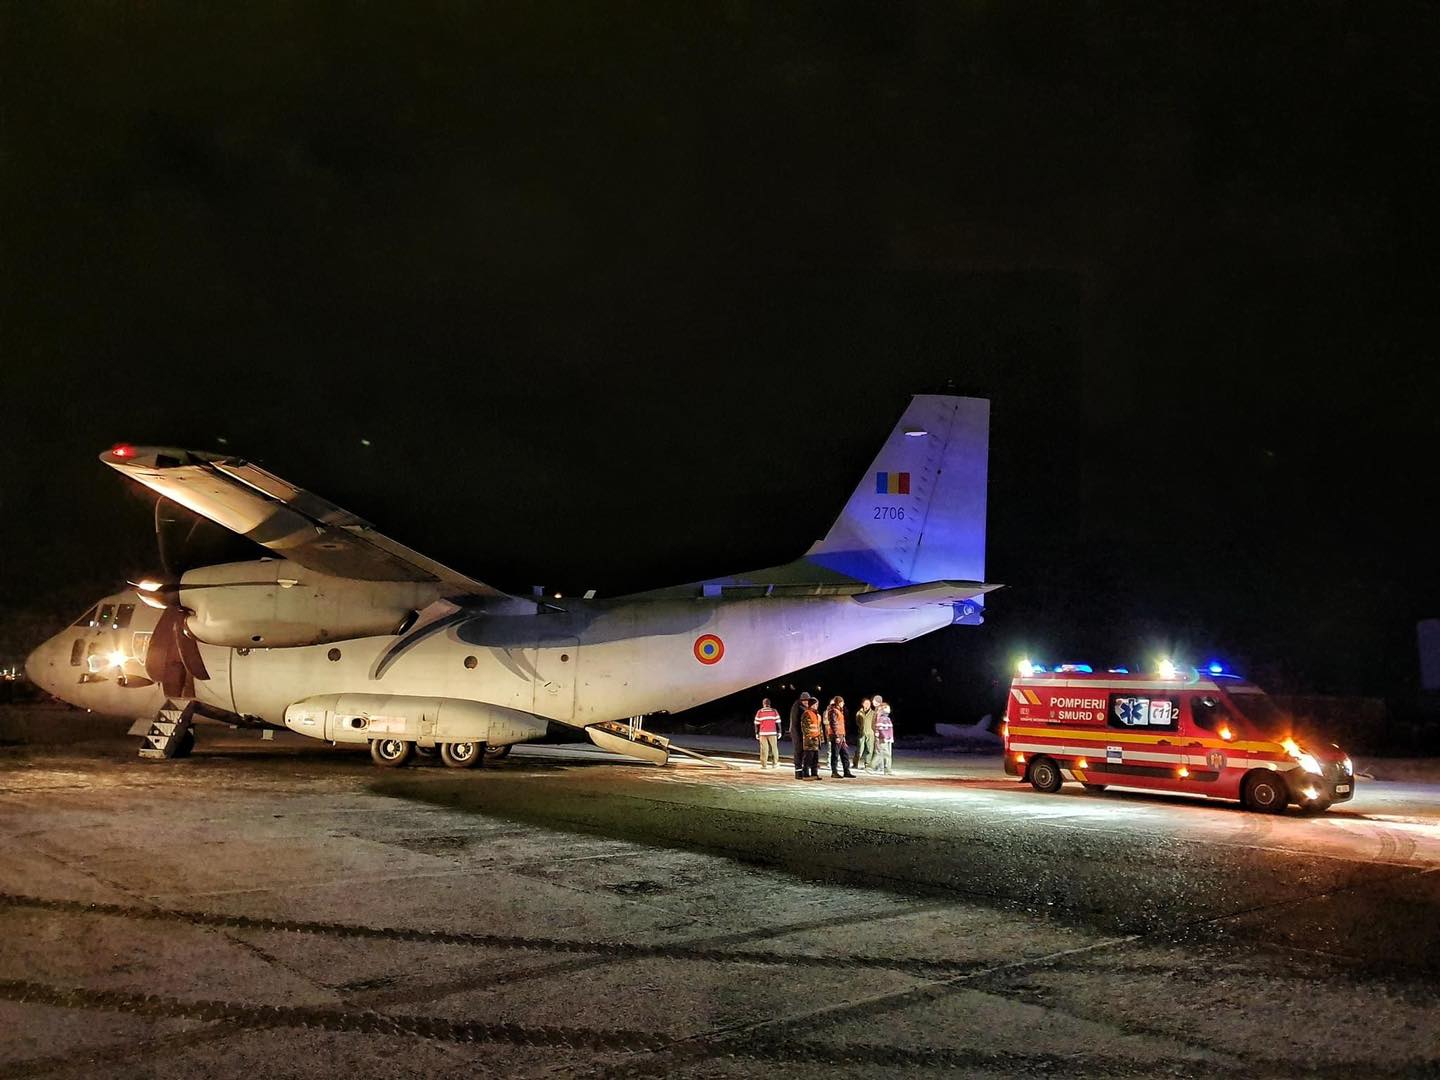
3;5;1438;717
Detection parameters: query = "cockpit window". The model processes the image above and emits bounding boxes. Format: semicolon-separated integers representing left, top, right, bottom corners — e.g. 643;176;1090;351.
96;605;117;629
114;604;135;630
71;606;98;628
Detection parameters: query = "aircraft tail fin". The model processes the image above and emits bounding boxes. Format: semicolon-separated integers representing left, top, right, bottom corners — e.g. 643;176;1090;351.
802;395;989;590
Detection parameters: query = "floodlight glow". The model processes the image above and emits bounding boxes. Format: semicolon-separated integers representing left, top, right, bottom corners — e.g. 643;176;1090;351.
107;650;127;668
1017;659;1035;677
1158;658;1178;679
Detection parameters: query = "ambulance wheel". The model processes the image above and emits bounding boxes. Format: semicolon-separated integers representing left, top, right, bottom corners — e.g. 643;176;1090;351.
440;741;483;769
171;730;196;759
1243;771;1289;813
1081;783;1107;793
484;744;512;761
1028;757;1063;793
370;738;414;768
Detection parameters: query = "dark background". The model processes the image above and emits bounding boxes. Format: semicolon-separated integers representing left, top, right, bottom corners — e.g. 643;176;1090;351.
3;4;1437;729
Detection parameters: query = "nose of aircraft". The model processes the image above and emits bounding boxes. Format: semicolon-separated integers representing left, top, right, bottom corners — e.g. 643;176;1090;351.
24;635;61;698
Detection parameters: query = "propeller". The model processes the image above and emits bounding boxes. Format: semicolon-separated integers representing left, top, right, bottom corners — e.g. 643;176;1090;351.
131;495;263;694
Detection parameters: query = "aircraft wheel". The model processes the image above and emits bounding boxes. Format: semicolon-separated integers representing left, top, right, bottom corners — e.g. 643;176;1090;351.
483;744;512;761
440;741;483;769
171;730;197;759
1028;756;1062;793
370;738;414;768
1081;782;1107;793
1243;771;1289;813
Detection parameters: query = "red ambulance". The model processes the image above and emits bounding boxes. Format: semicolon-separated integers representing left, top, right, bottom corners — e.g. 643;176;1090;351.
1002;662;1355;812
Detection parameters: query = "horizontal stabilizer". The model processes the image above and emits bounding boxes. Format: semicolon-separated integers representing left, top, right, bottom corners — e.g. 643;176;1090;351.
852;580;1000;610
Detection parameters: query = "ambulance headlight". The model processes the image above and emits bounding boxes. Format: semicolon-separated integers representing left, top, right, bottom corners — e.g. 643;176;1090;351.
1282;738;1322;776
1342;756;1353;775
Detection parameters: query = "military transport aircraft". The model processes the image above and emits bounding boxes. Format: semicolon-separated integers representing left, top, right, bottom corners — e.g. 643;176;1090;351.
25;395;995;767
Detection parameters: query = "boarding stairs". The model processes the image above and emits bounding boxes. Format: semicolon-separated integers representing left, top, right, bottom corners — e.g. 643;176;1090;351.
584;719;739;769
132;699;199;759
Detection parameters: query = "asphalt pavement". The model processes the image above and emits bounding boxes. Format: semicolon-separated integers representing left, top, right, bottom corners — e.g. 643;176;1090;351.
1;711;1438;1078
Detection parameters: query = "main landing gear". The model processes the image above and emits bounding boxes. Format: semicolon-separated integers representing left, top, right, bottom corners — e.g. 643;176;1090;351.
369;739;495;769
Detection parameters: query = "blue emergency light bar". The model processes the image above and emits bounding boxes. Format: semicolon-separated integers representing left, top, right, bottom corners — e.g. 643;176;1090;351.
1016;661;1239;678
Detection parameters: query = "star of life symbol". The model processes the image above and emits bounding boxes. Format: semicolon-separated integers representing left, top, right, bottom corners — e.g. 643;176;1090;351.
1115;697;1150;726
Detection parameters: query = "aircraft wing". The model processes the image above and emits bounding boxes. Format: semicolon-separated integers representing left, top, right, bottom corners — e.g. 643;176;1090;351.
101;446;505;593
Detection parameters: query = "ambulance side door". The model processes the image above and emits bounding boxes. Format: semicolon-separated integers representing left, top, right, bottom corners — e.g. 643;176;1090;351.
1183;694;1235;782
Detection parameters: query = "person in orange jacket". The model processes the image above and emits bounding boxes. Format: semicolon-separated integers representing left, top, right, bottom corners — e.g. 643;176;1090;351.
799;697;823;780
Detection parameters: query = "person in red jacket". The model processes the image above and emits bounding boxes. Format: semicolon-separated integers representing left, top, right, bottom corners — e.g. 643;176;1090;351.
753;697;782;768
824;696;855;778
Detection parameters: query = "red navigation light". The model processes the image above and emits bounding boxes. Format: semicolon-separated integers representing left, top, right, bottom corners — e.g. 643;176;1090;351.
110;444;136;459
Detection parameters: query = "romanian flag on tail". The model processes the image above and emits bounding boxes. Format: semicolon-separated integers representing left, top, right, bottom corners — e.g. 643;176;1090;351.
874;471;910;495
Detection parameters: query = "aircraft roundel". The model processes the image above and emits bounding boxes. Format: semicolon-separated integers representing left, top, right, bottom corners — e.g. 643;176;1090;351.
693;634;725;665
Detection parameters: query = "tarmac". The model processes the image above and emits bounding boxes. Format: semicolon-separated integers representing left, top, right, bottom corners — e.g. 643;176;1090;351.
2;706;1439;1078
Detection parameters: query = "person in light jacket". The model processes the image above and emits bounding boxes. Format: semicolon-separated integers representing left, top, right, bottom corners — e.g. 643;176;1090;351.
874;703;895;775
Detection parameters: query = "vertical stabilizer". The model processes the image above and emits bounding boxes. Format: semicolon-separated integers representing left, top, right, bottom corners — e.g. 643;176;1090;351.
803;395;989;589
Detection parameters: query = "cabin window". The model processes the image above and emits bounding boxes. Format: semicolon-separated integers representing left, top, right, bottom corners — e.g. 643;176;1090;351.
69;639;86;666
1190;696;1234;733
1107;693;1179;732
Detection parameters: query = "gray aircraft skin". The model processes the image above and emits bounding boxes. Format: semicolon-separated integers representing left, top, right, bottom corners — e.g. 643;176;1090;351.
25;395;995;766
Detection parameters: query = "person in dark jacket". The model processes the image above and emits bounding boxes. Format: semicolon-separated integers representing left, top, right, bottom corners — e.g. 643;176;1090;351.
853;697;876;771
824;696;855;777
788;692;812;778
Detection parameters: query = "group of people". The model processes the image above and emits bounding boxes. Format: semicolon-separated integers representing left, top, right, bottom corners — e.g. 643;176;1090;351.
752;693;895;779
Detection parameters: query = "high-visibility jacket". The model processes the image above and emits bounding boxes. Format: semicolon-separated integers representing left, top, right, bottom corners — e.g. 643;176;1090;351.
823;705;846;743
802;706;823;750
754;707;780;737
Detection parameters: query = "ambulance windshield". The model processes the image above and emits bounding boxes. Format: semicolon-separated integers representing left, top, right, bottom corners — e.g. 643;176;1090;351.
1229;691;1291;736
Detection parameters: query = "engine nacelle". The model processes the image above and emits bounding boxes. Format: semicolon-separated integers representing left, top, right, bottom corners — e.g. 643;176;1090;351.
284;693;549;747
179;560;447;647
